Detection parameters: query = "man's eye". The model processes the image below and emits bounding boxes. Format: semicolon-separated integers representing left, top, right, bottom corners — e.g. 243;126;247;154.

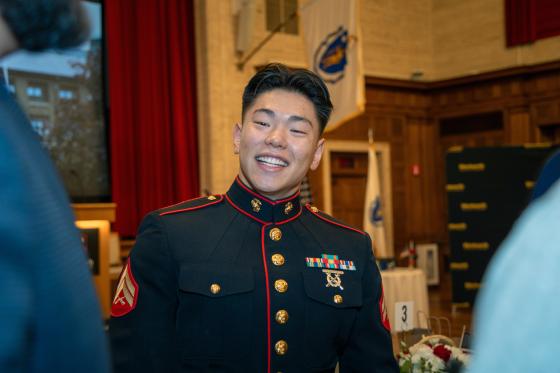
290;128;307;135
255;121;269;127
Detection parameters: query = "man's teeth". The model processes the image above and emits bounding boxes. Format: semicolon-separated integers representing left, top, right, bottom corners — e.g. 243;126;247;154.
256;156;288;167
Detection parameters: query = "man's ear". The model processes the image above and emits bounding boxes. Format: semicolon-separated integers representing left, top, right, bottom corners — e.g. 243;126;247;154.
233;123;242;154
310;138;325;171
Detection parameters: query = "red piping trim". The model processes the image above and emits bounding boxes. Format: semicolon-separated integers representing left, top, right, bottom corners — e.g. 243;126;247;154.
225;194;268;224
260;224;272;373
235;176;300;205
225;194;302;225
159;195;224;216
305;205;366;235
159;195;217;210
277;209;302;225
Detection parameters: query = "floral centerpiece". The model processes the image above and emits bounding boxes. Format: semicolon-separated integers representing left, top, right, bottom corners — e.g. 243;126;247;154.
398;335;469;373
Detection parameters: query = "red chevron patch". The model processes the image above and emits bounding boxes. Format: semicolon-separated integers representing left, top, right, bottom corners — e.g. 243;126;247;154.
111;257;138;317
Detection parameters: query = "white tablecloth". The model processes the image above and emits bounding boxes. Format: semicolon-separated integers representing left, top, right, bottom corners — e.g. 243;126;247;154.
381;268;430;332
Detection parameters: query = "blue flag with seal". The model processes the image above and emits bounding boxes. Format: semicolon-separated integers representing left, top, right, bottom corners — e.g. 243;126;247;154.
301;0;364;132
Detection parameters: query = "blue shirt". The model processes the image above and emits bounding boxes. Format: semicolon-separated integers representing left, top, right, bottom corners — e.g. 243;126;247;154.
0;83;109;371
469;180;560;372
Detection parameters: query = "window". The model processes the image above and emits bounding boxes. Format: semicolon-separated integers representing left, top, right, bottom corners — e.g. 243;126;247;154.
266;0;299;35
58;87;78;101
30;117;48;137
0;1;109;202
26;83;48;101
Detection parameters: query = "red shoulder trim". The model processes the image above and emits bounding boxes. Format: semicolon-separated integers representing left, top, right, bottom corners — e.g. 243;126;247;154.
159;195;224;216
305;204;366;235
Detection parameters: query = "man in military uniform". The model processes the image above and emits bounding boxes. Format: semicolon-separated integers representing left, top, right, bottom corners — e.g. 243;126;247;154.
110;63;398;372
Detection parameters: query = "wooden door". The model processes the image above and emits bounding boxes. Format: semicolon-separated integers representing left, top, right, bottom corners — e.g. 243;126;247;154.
330;152;368;229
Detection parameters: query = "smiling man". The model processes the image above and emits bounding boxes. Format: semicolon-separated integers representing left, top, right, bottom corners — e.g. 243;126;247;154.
109;63;397;372
234;88;325;200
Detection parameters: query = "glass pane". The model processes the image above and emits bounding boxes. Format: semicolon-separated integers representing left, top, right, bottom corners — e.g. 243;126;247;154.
266;0;282;32
283;0;299;34
0;1;109;202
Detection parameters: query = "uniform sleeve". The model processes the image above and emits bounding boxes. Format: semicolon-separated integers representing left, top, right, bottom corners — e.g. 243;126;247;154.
109;213;179;372
339;234;398;373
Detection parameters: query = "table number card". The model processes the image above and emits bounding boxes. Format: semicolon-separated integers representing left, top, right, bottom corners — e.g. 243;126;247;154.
394;301;415;332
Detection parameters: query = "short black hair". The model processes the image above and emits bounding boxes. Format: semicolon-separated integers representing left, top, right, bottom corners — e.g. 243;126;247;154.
0;0;90;51
242;63;333;133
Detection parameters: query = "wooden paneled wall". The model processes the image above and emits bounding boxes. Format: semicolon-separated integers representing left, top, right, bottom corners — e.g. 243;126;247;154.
310;61;560;257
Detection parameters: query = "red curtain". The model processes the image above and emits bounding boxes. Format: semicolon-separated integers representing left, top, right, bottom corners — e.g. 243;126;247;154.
506;0;560;46
105;0;199;237
535;0;560;39
505;0;535;46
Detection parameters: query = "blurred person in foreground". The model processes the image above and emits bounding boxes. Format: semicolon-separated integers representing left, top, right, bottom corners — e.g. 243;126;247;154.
0;0;109;371
109;63;397;372
468;179;560;372
531;149;560;201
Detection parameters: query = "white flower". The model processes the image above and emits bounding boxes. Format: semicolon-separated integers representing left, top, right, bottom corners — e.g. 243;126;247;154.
447;346;468;362
410;343;431;356
399;355;411;367
400;338;470;372
426;354;445;371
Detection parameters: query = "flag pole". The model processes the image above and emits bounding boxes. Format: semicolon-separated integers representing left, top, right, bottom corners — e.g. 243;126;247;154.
366;127;376;258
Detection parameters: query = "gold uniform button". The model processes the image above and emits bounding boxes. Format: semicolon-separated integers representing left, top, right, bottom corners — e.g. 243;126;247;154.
274;279;288;293
333;294;343;304
310;206;319;213
271;253;285;266
269;227;282;241
275;340;288;355
210;283;221;294
275;309;289;324
207;195;217;200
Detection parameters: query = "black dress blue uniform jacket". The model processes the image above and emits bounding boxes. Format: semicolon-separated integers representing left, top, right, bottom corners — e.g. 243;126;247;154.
110;177;398;372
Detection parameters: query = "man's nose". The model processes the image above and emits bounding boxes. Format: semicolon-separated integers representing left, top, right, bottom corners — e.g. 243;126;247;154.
265;126;287;148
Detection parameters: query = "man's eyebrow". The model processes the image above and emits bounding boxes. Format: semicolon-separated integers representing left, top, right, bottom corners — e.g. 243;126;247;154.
253;108;275;117
288;115;313;128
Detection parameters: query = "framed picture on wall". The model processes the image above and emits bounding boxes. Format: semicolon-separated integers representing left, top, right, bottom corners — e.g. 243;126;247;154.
416;243;439;285
76;219;110;318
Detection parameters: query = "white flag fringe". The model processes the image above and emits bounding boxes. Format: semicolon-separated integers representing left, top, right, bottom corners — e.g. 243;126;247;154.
363;142;388;258
301;0;364;132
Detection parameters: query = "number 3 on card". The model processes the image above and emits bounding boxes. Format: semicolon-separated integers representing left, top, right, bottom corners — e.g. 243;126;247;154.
394;301;414;332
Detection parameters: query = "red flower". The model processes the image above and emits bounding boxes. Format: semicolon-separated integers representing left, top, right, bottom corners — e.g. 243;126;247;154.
433;344;451;362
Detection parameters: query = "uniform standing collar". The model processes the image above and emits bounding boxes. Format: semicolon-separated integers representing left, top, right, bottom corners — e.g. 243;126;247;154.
225;177;302;224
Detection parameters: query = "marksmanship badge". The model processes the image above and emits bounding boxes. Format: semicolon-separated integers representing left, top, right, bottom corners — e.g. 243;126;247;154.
322;269;344;290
